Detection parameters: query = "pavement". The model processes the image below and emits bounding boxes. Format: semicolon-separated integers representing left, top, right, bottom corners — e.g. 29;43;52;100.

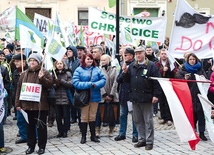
2;112;214;155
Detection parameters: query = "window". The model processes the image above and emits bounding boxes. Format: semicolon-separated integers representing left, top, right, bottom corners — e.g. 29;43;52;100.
78;9;88;26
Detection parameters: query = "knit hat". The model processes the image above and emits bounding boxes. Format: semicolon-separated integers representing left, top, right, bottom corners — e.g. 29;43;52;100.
0;50;5;56
124;48;135;56
28;53;42;64
6;43;14;52
13;54;26;60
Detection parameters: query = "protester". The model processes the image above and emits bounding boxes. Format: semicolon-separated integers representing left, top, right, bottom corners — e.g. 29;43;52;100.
114;47;138;143
11;54;28;144
53;60;73;138
96;54;119;137
120;46;161;150
65;46;80;125
155;49;177;126
0;50;11;123
176;53;208;141
76;45;86;59
72;53;106;144
3;48;13;63
92;45;104;66
15;53;53;154
145;46;159;116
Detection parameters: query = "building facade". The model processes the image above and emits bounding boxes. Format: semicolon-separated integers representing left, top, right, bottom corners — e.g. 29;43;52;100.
0;0;213;38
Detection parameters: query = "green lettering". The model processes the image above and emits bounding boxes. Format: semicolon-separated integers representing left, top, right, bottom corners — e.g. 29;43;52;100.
119;17;124;23
125;18;130;23
21;84;26;92
91;22;98;29
146;20;152;25
109;14;115;20
108;24;115;32
152;30;159;38
101;11;108;19
144;30;151;37
132;28;138;35
136;19;146;25
99;23;107;30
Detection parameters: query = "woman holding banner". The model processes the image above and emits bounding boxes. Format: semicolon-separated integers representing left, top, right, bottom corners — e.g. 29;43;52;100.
15;53;53;155
176;53;208;141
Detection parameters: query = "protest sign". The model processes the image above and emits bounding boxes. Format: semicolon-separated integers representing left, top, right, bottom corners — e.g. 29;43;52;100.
89;7;167;42
20;83;42;102
0;6;16;32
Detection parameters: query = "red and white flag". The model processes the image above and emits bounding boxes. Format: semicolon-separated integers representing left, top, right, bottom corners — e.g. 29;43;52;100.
152;77;200;150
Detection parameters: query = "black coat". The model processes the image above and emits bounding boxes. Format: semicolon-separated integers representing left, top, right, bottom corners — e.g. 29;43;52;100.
121;59;161;103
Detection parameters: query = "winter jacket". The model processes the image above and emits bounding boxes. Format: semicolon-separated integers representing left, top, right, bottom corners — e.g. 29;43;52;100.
53;69;73;105
15;65;53;111
0;65;10;92
176;65;207;113
72;66;106;102
121;58;161;103
65;46;80;74
117;59;134;105
11;65;28;104
100;65;119;103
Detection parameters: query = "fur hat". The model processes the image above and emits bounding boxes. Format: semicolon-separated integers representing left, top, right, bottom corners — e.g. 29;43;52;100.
28;53;42;64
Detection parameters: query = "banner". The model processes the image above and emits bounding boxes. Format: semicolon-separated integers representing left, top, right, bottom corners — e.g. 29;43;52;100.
169;0;214;59
89;7;167;42
19;83;42;102
0;6;15;32
34;13;54;37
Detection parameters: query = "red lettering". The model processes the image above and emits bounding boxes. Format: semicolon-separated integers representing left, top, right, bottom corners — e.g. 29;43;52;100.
175;36;192;51
193;40;203;51
209;36;214;50
206;22;214;34
35;87;40;93
26;86;31;92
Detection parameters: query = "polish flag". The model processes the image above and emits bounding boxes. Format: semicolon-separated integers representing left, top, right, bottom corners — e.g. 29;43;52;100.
152;77;200;150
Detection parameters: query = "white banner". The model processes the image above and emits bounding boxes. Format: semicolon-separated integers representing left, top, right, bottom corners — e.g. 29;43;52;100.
169;0;214;59
0;6;16;32
34;13;54;37
20;83;42;102
89;7;167;43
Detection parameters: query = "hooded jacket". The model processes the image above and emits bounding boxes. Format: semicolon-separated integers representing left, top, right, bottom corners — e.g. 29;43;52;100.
65;46;80;74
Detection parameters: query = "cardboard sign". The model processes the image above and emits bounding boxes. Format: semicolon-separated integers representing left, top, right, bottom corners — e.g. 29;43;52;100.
19;83;42;102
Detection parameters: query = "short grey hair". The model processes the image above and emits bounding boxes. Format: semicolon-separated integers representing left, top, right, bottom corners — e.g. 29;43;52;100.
93;45;103;53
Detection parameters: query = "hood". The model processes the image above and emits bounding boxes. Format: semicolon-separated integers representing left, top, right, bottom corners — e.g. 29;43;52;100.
67;45;77;58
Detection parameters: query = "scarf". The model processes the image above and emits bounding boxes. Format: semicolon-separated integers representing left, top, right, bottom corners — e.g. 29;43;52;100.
184;62;201;73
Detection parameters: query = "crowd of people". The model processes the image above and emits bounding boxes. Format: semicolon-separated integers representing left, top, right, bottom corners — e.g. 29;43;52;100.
0;37;214;154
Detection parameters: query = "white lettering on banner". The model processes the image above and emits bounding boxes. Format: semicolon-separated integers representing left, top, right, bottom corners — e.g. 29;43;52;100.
19;83;42;102
88;7;167;42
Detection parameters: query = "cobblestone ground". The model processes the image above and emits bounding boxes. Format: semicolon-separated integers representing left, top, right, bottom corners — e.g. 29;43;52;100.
3;112;214;155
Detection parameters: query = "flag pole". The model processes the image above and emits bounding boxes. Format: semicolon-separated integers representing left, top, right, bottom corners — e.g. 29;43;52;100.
20;45;24;72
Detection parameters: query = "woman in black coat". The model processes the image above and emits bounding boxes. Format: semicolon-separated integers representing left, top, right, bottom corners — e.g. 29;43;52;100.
176;53;207;141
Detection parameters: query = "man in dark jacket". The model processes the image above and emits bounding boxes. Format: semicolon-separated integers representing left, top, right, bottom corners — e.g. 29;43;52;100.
121;47;161;151
11;54;28;144
114;47;138;143
65;46;80;125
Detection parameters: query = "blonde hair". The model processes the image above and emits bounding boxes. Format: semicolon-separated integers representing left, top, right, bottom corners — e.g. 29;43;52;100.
100;54;111;65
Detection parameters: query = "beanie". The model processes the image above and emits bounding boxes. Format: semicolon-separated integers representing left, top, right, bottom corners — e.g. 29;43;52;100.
28;53;42;64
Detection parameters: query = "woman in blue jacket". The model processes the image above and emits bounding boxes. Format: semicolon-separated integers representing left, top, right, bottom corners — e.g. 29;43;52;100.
72;53;106;144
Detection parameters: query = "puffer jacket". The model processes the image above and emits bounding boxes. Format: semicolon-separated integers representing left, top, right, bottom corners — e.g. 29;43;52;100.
53;69;73;105
100;65;119;103
15;65;53;111
72;66;106;102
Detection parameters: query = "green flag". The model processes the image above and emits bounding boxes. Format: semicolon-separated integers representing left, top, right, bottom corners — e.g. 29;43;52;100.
108;0;116;8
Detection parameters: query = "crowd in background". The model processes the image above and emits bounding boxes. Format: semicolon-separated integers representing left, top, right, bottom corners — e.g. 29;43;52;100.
0;36;214;154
